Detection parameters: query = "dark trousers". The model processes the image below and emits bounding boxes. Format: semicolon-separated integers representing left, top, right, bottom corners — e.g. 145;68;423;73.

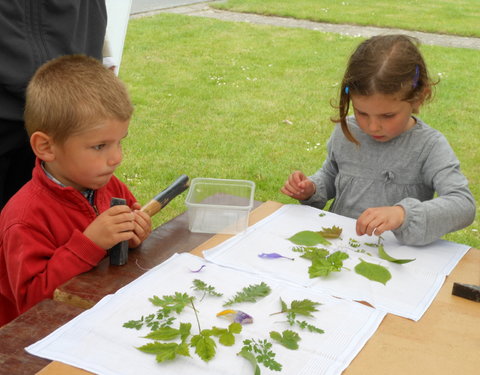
0;120;35;209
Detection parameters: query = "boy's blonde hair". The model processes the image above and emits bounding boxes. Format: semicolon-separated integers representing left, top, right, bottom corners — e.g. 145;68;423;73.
25;54;134;144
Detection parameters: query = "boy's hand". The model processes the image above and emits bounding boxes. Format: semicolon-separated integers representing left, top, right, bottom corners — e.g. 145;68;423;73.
281;171;316;201
128;202;152;248
83;205;135;249
356;206;405;237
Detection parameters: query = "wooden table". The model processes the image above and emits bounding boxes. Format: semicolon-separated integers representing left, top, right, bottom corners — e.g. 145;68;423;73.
0;299;85;375
33;202;480;374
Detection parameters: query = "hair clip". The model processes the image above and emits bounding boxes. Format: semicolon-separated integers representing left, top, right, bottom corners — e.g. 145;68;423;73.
412;65;420;89
344;86;349;95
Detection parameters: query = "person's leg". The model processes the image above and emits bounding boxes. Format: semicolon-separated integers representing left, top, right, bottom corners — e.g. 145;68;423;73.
0;120;35;209
0;144;35;208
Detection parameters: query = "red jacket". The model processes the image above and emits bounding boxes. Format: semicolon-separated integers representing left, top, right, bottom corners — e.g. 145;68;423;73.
0;160;136;326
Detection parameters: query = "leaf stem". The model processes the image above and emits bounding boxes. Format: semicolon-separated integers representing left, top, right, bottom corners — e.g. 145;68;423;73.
190;298;202;333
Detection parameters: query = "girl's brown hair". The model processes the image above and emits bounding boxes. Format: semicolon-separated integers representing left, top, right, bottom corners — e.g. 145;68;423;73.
25;54;134;144
333;34;436;144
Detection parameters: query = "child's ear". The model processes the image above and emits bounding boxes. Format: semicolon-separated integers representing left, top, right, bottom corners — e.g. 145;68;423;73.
30;131;55;162
412;87;430;113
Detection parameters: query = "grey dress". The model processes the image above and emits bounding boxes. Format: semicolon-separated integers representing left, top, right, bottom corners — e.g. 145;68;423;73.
302;116;475;246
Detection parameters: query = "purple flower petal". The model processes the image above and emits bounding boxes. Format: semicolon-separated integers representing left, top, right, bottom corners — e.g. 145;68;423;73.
190;265;206;273
258;252;294;261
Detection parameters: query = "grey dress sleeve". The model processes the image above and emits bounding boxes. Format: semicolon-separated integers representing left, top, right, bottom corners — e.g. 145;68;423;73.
300;133;339;209
393;134;475;245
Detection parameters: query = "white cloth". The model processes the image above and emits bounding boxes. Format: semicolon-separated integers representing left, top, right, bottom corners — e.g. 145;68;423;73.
26;253;385;375
204;204;470;321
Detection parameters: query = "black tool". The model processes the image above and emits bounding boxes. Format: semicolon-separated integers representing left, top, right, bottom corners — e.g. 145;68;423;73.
141;174;190;217
452;282;480;302
109;197;129;266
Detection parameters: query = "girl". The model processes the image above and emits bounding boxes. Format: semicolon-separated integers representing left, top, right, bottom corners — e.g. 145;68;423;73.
281;34;475;246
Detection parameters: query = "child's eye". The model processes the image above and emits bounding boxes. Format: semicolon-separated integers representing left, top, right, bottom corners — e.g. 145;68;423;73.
93;144;105;150
383;113;395;118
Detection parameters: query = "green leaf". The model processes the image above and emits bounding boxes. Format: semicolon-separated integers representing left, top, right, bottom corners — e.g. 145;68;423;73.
274;298;321;317
144;326;180;341
229;322;242;334
355;259;392;285
317;225;343;239
308;251;349;278
378;245;415;264
223;282;271;306
219;331;235;346
296;320;325;334
288;299;321;317
269;330;301;350
179;322;192;342
123;318;144;330
190;331;217;362
148;292;192;314
192;279;223;301
211;322;242;346
238;348;261;375
137;342;178;362
240;339;282;372
176;342;191;357
288;230;331;246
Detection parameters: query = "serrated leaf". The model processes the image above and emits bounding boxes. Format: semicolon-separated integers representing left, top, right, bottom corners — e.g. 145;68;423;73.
179;322;192;342
148;292;192;314
288;230;331;246
176;342;191;357
190;332;217;362
191;279;223;299
270;330;301;350
296;320;325;334
144;326;180;341
223;282;271;306
355;259;391;285
378;245;415;264
288;299;321;317
308;251;348;278
137;342;178;362
317;225;343;239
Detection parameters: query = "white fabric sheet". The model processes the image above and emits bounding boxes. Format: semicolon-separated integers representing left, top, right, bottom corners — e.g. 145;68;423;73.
204;204;470;321
26;253;385;375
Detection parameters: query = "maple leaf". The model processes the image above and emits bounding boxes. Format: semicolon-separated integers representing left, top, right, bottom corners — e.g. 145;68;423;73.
308;250;349;278
317;225;342;239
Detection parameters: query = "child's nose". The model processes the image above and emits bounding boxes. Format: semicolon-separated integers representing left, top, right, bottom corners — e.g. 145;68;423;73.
108;146;123;166
368;117;382;132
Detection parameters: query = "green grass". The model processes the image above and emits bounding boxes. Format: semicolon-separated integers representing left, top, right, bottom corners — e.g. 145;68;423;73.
213;0;480;38
118;13;480;248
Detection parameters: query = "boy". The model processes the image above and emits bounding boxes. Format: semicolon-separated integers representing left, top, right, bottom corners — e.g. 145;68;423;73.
0;55;152;326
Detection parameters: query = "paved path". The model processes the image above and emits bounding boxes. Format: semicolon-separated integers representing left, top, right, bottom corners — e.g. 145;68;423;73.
131;1;480;50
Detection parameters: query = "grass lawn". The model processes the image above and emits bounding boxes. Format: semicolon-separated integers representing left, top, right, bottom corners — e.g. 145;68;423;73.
212;0;480;38
118;13;480;248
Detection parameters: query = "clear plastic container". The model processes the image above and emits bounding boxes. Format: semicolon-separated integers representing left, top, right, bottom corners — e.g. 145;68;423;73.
185;178;255;234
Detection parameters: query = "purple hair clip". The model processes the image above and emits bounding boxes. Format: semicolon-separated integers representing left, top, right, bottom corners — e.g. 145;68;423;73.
412;65;420;89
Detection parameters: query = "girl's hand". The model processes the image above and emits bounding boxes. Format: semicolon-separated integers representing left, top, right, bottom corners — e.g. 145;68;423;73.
83;205;135;249
356;206;405;237
128;202;152;248
281;171;316;201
